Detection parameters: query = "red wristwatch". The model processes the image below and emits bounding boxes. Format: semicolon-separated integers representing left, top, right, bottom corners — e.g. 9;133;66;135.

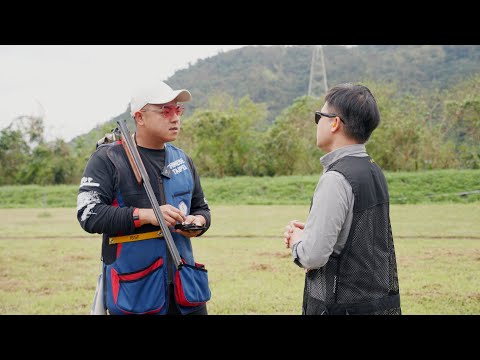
133;208;141;228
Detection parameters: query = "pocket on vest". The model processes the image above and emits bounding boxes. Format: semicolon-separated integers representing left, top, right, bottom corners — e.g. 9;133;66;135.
172;190;192;215
106;257;166;314
174;259;211;307
304;295;329;315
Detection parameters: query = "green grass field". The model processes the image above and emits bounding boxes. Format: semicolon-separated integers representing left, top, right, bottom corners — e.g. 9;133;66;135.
1;169;479;208
1;204;479;315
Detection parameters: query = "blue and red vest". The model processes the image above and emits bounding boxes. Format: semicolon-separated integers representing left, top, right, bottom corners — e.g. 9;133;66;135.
101;142;208;315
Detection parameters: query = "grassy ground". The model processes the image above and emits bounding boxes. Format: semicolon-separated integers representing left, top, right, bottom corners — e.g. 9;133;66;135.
1;169;479;208
0;203;479;315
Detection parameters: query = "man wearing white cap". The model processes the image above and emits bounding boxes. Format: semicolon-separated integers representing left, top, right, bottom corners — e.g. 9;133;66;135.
77;81;211;315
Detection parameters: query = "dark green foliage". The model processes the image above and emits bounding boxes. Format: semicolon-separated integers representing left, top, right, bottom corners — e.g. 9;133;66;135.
176;94;269;177
0;127;30;185
263;96;322;175
441;74;480;168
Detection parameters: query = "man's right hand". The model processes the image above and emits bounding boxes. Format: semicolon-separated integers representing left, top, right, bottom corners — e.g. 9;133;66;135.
139;205;185;227
291;220;305;230
283;220;305;249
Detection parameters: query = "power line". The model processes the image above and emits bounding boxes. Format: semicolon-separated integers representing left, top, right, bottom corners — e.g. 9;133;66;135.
307;45;328;98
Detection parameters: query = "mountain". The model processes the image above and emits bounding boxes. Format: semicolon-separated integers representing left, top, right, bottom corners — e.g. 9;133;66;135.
70;44;480;146
168;45;480;119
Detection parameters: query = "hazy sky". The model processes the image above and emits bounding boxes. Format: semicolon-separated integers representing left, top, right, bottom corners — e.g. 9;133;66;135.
0;45;249;142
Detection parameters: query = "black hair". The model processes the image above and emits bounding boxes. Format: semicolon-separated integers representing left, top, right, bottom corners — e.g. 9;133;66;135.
324;83;380;143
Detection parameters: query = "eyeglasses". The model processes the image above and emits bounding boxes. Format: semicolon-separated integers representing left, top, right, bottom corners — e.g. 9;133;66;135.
141;104;185;119
315;111;344;125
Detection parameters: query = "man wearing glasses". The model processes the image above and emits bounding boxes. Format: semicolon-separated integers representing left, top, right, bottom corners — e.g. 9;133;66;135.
77;81;211;315
283;83;401;315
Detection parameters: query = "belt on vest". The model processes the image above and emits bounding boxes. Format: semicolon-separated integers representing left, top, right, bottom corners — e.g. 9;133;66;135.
109;230;164;245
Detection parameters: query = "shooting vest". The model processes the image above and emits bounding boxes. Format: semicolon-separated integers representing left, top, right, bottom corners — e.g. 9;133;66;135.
100;142;207;315
302;156;401;315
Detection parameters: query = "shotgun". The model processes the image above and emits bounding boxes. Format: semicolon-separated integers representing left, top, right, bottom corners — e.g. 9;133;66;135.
115;119;182;267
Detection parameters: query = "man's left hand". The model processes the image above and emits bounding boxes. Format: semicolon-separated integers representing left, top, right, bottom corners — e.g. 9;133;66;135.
174;215;206;238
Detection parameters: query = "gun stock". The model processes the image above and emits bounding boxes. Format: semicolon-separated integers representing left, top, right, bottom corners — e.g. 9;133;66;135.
120;133;142;185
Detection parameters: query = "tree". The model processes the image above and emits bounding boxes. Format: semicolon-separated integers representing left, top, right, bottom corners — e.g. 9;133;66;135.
263;96;321;175
177;94;268;177
441;74;480;168
0;127;29;185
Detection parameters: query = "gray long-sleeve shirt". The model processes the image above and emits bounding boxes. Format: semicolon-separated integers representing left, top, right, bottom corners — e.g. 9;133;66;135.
291;144;369;269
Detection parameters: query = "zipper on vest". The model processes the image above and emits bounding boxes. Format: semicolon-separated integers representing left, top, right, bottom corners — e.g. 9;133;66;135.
334;258;341;302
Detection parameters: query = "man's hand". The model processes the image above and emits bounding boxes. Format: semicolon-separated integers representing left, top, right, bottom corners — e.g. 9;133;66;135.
174;215;206;238
138;205;185;228
283;220;305;249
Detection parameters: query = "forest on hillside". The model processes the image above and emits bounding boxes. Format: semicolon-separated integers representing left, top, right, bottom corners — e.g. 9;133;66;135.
1;45;479;185
167;45;480;121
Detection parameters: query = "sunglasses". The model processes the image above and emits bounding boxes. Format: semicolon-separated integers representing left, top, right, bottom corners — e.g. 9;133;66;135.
315;111;344;125
141;104;185;119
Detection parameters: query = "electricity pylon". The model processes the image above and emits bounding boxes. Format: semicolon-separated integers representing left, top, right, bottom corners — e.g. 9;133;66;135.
307;45;328;98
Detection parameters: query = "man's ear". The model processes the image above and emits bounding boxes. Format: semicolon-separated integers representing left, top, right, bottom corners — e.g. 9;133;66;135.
134;112;144;126
331;117;339;131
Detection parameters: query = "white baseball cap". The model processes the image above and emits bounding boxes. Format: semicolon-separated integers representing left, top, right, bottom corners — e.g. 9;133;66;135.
130;81;192;117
